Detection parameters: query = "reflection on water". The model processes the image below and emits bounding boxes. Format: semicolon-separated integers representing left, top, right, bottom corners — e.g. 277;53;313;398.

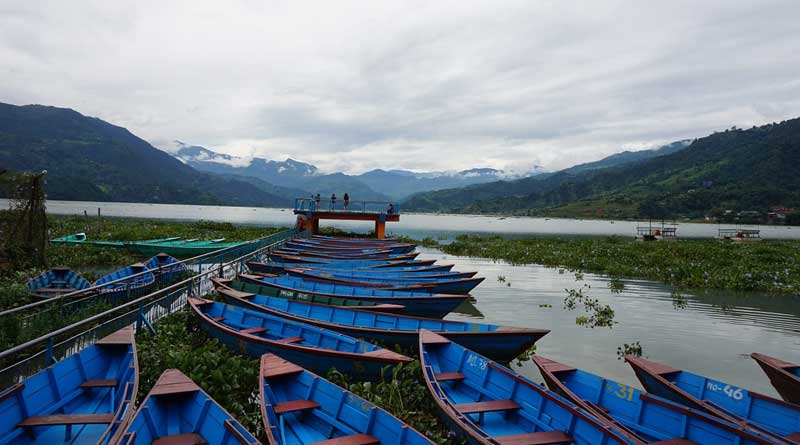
418;248;800;397
27;199;800;239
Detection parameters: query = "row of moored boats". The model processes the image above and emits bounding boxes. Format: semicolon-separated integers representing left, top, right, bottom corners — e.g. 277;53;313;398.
4;235;799;444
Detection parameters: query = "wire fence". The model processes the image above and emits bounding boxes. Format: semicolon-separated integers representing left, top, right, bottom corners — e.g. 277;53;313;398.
0;229;307;390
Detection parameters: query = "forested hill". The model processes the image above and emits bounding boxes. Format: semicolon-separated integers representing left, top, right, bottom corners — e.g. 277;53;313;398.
402;119;800;219
0;103;287;206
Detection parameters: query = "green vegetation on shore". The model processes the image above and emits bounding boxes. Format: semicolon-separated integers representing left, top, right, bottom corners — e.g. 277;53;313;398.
439;235;800;293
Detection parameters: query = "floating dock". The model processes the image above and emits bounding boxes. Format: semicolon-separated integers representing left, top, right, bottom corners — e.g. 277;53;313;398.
293;198;400;238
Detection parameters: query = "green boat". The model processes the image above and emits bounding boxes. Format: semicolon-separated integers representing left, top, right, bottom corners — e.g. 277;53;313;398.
51;232;244;258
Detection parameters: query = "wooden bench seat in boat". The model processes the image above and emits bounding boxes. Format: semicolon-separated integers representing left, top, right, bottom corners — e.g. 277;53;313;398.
240;327;268;335
308;433;379;445
80;379;117;388
276;336;304;344
17;413;115;426
455;399;521;414
212;316;226;322
274;399;320;414
435;372;465;382
152;432;208;445
494;431;573;445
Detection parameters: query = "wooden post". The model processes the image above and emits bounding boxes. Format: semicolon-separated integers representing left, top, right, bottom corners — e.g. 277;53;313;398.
374;221;386;239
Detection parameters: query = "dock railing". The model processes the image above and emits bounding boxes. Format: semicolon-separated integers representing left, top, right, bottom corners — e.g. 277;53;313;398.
0;229;305;386
718;228;761;240
294;197;400;215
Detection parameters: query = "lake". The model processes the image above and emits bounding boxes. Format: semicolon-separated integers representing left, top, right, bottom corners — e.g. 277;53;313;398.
420;247;800;397
35;199;800;239
27;199;800;394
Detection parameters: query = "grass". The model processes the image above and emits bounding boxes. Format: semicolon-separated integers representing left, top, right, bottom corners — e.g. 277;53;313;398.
438;234;800;293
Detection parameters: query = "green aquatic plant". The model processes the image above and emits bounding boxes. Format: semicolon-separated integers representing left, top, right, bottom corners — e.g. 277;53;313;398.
671;289;688;310
617;341;644;360
564;285;616;329
608;276;625;293
440;235;800;293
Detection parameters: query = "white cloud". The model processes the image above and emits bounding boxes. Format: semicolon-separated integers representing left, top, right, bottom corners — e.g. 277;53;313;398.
1;0;799;174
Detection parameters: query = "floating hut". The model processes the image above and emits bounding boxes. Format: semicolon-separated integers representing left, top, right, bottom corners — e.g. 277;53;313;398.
718;227;761;242
635;221;678;241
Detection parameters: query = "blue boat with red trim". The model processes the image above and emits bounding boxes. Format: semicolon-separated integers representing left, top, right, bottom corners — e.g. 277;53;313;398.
0;328;138;445
626;355;800;445
286;268;484;295
215;282;547;363
238;274;466;318
534;355;780;445
419;329;635;445
190;298;411;379
116;368;258;445
259;353;434;445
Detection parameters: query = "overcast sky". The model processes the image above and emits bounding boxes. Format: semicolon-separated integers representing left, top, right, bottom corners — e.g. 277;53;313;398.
2;1;799;174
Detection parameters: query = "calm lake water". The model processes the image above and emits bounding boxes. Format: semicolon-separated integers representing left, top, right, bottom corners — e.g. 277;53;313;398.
35;199;800;239
25;199;800;394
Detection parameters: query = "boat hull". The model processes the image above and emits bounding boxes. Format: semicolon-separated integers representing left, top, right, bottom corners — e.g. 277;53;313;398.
217;286;547;362
239;274;466;318
419;330;631;445
286;269;484;295
752;353;800;404
259;354;434;445
191;299;410;379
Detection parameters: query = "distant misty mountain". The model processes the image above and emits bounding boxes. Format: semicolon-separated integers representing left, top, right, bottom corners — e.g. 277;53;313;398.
169;142;545;201
561;139;692;174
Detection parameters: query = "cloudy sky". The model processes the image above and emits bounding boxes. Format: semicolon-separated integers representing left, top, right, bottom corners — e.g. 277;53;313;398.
2;1;799;174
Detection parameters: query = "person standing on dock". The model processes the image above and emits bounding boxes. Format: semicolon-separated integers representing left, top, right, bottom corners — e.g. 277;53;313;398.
315;193;321;209
330;193;336;210
343;193;350;211
387;203;395;214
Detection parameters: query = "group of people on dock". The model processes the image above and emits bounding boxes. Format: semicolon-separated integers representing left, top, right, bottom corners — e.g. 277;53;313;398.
308;193;395;214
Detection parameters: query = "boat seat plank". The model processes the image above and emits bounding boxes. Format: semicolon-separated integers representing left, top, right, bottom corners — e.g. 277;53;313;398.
274;399;321;414
80;379;118;388
96;328;134;345
435;372;465;382
495;431;573;445
785;433;800;442
650;440;698;445
152;432;208;445
308;433;379;445
240;327;268;335
212;317;226;322
455;399;521;414
276;336;304;344
149;369;202;396
18;413;115;426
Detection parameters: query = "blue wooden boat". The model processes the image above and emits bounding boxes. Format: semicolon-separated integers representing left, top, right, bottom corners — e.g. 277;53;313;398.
626;356;800;444
143;252;187;284
274;249;419;261
534;356;779;445
26;266;91;299
286;268;484;295
94;263;155;300
287;239;416;254
116;368;258;445
239;274;467;318
284;241;395;254
216;283;548;362
190;298;411;379
248;261;454;275
268;253;435;267
418;330;634;445
296;268;477;279
752;353;800;404
0;328;138;445
213;277;406;313
259;353;434;445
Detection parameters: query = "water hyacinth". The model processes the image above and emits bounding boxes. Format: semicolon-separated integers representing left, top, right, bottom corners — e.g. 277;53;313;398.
442;235;800;294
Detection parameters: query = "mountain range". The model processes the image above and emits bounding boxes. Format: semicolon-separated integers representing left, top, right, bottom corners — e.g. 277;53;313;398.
3;101;797;220
170;142;544;201
402;120;800;219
